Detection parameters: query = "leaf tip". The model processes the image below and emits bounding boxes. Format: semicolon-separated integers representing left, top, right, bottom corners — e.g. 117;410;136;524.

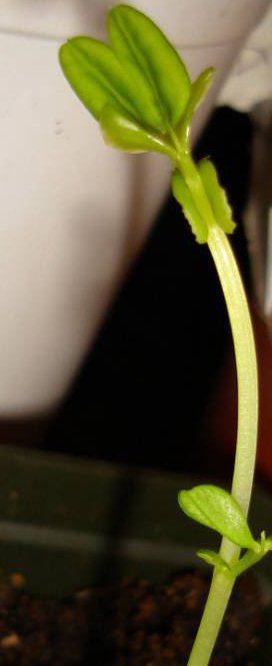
177;489;187;511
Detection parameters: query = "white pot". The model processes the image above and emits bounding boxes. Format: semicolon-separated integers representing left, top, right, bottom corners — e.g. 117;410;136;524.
0;0;269;414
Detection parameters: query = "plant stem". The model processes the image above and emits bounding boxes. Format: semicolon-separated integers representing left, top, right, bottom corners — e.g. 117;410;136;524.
208;225;258;520
187;568;235;666
186;223;258;666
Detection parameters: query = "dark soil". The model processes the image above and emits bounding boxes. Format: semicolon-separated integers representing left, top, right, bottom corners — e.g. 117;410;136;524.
0;569;265;665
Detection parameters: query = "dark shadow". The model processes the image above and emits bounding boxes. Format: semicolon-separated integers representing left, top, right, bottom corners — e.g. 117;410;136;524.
84;470;140;662
44;107;253;477
0;416;50;448
91;470;139;586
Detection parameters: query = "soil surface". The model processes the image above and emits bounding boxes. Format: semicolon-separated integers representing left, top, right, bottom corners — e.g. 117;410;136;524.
0;569;265;665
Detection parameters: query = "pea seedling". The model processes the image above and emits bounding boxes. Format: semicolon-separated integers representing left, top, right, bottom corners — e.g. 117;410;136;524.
59;5;272;665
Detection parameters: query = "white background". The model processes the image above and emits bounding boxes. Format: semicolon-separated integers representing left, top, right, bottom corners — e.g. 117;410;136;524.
0;0;270;415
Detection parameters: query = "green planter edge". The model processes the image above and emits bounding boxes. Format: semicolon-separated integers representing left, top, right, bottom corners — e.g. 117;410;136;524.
0;443;271;660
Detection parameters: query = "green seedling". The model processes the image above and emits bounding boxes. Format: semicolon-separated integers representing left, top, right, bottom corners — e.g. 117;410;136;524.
59;5;271;665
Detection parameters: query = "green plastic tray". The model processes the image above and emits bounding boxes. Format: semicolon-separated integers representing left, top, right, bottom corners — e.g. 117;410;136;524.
0;444;271;660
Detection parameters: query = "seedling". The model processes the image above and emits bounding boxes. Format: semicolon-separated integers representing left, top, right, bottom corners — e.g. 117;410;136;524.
59;5;272;665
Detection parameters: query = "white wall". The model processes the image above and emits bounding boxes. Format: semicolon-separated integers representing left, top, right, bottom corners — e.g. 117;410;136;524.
0;0;269;415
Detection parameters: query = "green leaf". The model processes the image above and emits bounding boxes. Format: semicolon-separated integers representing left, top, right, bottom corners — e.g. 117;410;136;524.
177;68;215;148
178;485;259;550
197;549;230;572
198;159;236;235
59;5;192;136
108;4;191;131
100;106;175;157
263;536;272;553
171;170;208;243
59;36;165;132
59;37;136;121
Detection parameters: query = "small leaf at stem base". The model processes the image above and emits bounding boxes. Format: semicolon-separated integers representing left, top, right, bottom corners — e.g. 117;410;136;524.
198;159;236;235
171;170;208;243
178;484;259;550
197;549;231;572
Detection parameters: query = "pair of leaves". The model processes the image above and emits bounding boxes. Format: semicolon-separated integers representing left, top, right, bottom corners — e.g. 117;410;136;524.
60;4;235;245
59;4;191;154
178;484;272;577
171;160;236;243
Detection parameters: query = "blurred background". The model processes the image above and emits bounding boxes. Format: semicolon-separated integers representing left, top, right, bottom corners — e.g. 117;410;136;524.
0;1;271;485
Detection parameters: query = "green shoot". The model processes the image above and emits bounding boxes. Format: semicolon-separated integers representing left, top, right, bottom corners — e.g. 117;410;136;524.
178;485;259;552
59;5;269;665
179;484;272;576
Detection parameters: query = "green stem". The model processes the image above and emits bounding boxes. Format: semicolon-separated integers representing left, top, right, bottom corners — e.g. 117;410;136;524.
208;225;258;518
233;546;264;578
187;569;235;666
186;224;258;666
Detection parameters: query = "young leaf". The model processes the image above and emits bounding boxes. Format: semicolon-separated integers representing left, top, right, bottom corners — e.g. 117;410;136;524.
263;535;272;553
59;5;192;137
177;68;215;148
178;485;259;550
59;36;162;131
171;170;208;243
198;159;236;235
100;106;175;158
197;549;231;572
108;4;191;131
59;37;136;121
